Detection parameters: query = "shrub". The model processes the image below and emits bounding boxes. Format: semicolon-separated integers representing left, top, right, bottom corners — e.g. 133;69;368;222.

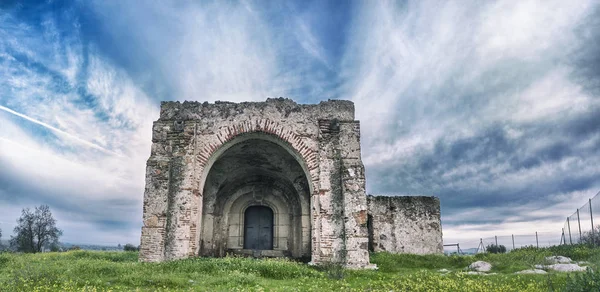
563;267;600;292
123;244;139;252
580;225;600;247
486;244;506;254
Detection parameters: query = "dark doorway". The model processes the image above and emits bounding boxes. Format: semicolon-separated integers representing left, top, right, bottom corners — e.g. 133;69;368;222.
244;206;274;250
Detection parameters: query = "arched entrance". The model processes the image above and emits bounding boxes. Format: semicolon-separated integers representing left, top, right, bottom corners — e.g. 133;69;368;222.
199;135;311;258
244;206;274;250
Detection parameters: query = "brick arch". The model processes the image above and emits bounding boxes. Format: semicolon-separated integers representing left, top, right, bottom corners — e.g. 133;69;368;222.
196;119;318;194
192;119;319;257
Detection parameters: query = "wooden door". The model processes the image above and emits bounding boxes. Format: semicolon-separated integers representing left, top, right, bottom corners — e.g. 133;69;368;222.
244;206;273;250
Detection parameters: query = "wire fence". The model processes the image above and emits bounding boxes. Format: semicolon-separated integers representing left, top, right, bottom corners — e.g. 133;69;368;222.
444;190;600;255
443;232;561;254
560;190;600;245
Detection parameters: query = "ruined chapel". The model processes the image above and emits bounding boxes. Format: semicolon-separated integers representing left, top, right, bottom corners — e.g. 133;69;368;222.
140;98;442;268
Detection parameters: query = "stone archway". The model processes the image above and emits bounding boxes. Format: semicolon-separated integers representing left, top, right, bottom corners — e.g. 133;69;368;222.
140;99;377;268
199;136;311;258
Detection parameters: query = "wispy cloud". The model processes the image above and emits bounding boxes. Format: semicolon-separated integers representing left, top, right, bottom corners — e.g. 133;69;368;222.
0;105;119;155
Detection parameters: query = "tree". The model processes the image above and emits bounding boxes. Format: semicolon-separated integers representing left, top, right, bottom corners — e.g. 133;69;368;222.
50;242;61;252
10;205;62;253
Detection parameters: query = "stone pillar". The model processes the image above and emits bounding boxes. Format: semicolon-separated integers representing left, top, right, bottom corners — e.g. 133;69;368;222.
140;119;199;261
140;121;171;262
163;120;198;260
316;119;346;263
315;119;372;268
339;121;371;268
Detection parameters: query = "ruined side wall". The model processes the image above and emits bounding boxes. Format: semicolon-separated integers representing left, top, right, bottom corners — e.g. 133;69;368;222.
367;195;443;254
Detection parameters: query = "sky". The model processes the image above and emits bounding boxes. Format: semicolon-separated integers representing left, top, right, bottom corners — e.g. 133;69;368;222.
0;0;599;247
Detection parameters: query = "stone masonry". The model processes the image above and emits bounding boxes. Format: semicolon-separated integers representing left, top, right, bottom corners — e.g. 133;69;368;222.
367;195;443;254
140;98;442;268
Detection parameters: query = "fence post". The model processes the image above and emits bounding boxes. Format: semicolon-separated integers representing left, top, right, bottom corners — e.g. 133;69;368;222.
495;235;498;246
512;234;515;250
577;209;582;242
567;217;573;245
536;232;539;248
561;228;565;245
591;198;595;245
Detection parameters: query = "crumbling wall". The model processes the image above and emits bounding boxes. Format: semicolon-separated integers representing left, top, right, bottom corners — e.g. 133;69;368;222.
367;195;443;254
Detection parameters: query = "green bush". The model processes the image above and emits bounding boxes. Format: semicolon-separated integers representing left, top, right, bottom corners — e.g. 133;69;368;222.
545;244;598;261
123;243;139;251
562;267;600;292
580;225;600;246
486;244;507;254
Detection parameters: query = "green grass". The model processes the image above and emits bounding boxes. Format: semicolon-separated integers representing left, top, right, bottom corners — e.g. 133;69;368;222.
0;246;599;291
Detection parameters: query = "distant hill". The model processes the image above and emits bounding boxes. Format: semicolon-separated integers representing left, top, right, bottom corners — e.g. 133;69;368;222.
59;242;124;251
0;240;126;252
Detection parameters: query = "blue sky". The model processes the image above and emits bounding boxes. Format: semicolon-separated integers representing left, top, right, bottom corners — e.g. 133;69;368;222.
0;0;599;246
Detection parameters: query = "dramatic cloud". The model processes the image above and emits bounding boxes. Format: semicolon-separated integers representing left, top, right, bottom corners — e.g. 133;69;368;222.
1;0;599;247
341;0;600;245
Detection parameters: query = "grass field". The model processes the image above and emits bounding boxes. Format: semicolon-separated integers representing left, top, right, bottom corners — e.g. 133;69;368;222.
0;245;599;291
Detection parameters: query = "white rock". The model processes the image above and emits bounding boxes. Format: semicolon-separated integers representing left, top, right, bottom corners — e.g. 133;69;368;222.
468;261;492;272
438;268;449;273
534;264;546;269
548;264;587;272
465;271;496;276
515;269;547;274
545;256;572;264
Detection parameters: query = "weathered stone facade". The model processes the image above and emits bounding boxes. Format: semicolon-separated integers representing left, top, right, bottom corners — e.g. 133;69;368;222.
367;195;443;254
140;98;442;267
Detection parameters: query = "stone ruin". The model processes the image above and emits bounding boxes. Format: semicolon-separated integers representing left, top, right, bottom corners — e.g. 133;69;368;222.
140;98;443;268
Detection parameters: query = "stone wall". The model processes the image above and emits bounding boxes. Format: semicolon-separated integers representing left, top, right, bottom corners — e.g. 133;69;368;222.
367;195;443;254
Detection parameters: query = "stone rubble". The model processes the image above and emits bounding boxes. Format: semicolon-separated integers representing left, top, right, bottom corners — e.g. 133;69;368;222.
515;269;547;274
545;256;572;264
468;261;492;272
